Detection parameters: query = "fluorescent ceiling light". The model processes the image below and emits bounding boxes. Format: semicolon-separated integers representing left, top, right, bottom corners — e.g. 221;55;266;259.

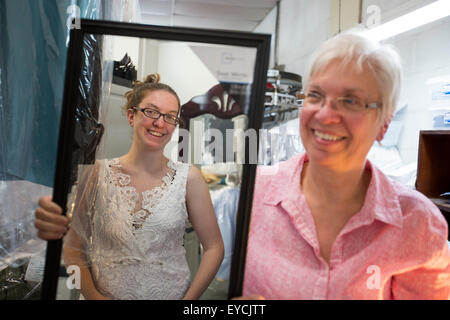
365;0;450;41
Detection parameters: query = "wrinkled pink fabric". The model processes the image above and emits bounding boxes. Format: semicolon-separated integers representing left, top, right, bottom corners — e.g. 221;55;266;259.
243;153;450;299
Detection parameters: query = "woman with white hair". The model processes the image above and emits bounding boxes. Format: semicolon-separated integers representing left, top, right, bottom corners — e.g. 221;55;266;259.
242;31;449;299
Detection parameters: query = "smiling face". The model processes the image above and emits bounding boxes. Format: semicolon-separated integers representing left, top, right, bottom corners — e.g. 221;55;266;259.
127;89;179;152
300;60;386;171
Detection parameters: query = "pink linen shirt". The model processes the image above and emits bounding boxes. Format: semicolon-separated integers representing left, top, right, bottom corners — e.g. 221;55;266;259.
243;153;450;299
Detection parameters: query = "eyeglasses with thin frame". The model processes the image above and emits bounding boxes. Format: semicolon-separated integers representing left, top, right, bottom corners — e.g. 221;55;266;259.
133;107;179;125
302;91;381;113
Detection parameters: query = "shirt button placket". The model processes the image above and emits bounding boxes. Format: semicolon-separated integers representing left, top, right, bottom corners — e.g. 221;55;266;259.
312;264;329;299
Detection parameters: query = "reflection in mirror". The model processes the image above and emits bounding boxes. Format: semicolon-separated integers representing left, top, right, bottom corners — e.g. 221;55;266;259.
56;33;256;300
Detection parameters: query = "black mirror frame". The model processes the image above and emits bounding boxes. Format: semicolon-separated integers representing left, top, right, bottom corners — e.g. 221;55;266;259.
41;19;270;300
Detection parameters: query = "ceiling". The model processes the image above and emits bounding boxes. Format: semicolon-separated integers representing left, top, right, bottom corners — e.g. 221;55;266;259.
138;0;279;31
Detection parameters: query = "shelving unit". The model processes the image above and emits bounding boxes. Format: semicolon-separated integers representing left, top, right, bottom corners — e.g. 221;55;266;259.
263;69;303;129
416;130;450;239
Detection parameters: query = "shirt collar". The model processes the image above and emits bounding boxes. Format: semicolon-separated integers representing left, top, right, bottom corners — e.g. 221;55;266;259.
263;153;403;229
263;153;305;206
358;159;403;228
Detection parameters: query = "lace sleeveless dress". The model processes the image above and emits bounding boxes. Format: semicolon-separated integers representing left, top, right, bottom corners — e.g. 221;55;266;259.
86;158;191;300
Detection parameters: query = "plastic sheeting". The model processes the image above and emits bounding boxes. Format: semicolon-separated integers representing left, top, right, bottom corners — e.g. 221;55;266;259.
209;186;240;280
69;33;106;186
0;0;70;185
0;0;140;300
259;117;304;166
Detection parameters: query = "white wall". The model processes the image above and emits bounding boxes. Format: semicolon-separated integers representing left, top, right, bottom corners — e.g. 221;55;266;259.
156;41;219;162
274;0;331;76
252;0;331;76
156;42;218;105
253;6;277;69
96;84;133;160
138;39;159;80
361;0;450;163
110;35;140;67
382;16;450;163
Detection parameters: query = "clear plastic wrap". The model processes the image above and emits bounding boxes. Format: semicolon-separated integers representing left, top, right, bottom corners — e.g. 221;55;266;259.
209;186;240;280
0;0;71;300
60;32;108;273
0;181;50;300
258;118;304;166
0;0;140;300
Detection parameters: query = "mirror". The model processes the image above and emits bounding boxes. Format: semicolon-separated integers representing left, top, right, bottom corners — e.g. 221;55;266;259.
42;19;270;300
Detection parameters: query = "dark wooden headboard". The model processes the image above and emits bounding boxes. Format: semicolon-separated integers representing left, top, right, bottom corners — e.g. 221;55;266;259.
178;83;249;162
179;83;247;130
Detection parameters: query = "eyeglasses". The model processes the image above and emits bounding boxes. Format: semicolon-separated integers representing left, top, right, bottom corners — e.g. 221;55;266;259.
302;91;381;113
133;107;179;125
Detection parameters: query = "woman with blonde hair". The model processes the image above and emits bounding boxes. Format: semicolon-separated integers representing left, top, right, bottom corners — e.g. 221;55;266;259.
35;74;224;300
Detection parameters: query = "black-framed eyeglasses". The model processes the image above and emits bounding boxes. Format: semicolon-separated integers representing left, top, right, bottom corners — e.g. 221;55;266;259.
302;91;381;113
133;107;179;125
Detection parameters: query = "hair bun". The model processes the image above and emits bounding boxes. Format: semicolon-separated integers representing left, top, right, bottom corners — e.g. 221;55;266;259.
144;73;160;84
131;80;143;88
131;74;160;89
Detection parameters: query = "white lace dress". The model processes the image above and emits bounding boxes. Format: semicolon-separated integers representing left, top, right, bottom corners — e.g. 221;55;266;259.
80;158;191;300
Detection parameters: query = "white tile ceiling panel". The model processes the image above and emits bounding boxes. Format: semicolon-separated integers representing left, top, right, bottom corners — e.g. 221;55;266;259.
140;0;173;15
176;0;278;9
173;15;259;31
141;13;260;31
139;0;279;31
141;13;172;25
174;2;270;21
